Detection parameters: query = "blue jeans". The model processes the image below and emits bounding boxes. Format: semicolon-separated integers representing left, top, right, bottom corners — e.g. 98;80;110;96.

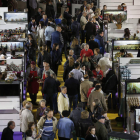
42;133;55;140
43;94;58;111
68;94;78;110
53;93;58;113
82;102;87;110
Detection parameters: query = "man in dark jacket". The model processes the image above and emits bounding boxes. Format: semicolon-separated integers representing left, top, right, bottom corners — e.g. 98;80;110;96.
71;17;81;40
1;121;15;140
85;18;96;43
95;115;108;140
63;7;72;27
102;70;118;109
34;7;42;25
42;71;56;110
70;102;83;140
80;1;87;12
87;35;99;52
65;72;80;110
51;24;64;54
95;30;107;55
77;110;94;139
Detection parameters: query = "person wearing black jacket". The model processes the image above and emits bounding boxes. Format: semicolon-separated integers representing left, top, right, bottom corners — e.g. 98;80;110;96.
46;0;55;19
69;102;84;140
63;57;75;82
42;71;56;110
63;7;72;27
37;45;51;77
28;17;37;40
85;19;96;43
51;43;61;76
85;126;98;140
65;72;80;110
71;17;81;40
87;35;99;52
102;70;118;109
77;110;94;139
80;1;87;12
34;7;42;26
28;40;37;62
1;121;15;140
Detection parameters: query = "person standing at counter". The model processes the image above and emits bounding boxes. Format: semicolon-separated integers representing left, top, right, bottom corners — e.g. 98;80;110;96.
26;61;40;105
1;121;15;140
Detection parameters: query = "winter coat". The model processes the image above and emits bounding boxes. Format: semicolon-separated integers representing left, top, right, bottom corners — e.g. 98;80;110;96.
21;109;34;132
58;93;69;114
95;121;108;140
88;91;108;113
80;79;93;102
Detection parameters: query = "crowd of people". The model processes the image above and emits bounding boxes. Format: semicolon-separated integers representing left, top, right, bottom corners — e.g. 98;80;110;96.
2;1;138;140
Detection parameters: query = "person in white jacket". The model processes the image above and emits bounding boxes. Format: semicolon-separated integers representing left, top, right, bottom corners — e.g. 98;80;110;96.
98;53;112;77
37;21;45;50
58;86;69;117
21;102;34;138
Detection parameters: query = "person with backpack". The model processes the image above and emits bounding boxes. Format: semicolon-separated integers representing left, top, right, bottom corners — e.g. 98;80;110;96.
37;109;58;140
77;110;94;140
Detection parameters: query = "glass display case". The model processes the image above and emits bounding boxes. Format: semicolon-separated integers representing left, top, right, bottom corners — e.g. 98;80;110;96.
103;10;127;23
0;42;24;52
112;40;140;63
4;12;27;22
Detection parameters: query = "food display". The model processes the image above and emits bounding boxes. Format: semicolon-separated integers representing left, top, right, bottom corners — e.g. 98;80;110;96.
5;72;17;83
0;42;24;52
113;40;140;50
114;52;121;62
103;10;127;23
129;59;140;64
7;62;22;72
127;82;140;94
4;12;27;22
127;97;140;107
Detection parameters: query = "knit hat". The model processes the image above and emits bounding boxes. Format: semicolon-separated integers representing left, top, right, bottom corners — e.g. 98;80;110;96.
31;61;35;65
97;115;105;120
62;110;70;117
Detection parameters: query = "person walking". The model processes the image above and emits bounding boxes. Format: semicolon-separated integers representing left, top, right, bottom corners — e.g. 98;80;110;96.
65;72;80;110
21;102;34;138
37;109;58;140
1;121;15;140
57;110;74;140
26;61;40;105
42;71;56;110
58;86;69;117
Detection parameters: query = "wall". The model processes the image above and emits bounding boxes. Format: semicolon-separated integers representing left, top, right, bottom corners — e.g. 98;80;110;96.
100;0;140;39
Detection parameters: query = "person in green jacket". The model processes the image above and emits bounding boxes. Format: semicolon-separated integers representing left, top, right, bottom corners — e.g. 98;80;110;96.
94;115;108;140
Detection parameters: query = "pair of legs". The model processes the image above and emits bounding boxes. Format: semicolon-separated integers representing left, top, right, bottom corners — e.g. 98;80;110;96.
81;102;87;110
43;94;58;111
29;93;37;105
68;94;78;110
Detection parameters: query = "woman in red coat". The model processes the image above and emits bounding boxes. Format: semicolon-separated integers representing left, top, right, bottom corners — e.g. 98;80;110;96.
80;44;93;59
92;65;103;81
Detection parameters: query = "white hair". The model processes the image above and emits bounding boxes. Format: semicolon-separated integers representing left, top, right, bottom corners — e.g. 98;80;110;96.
81;43;87;49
